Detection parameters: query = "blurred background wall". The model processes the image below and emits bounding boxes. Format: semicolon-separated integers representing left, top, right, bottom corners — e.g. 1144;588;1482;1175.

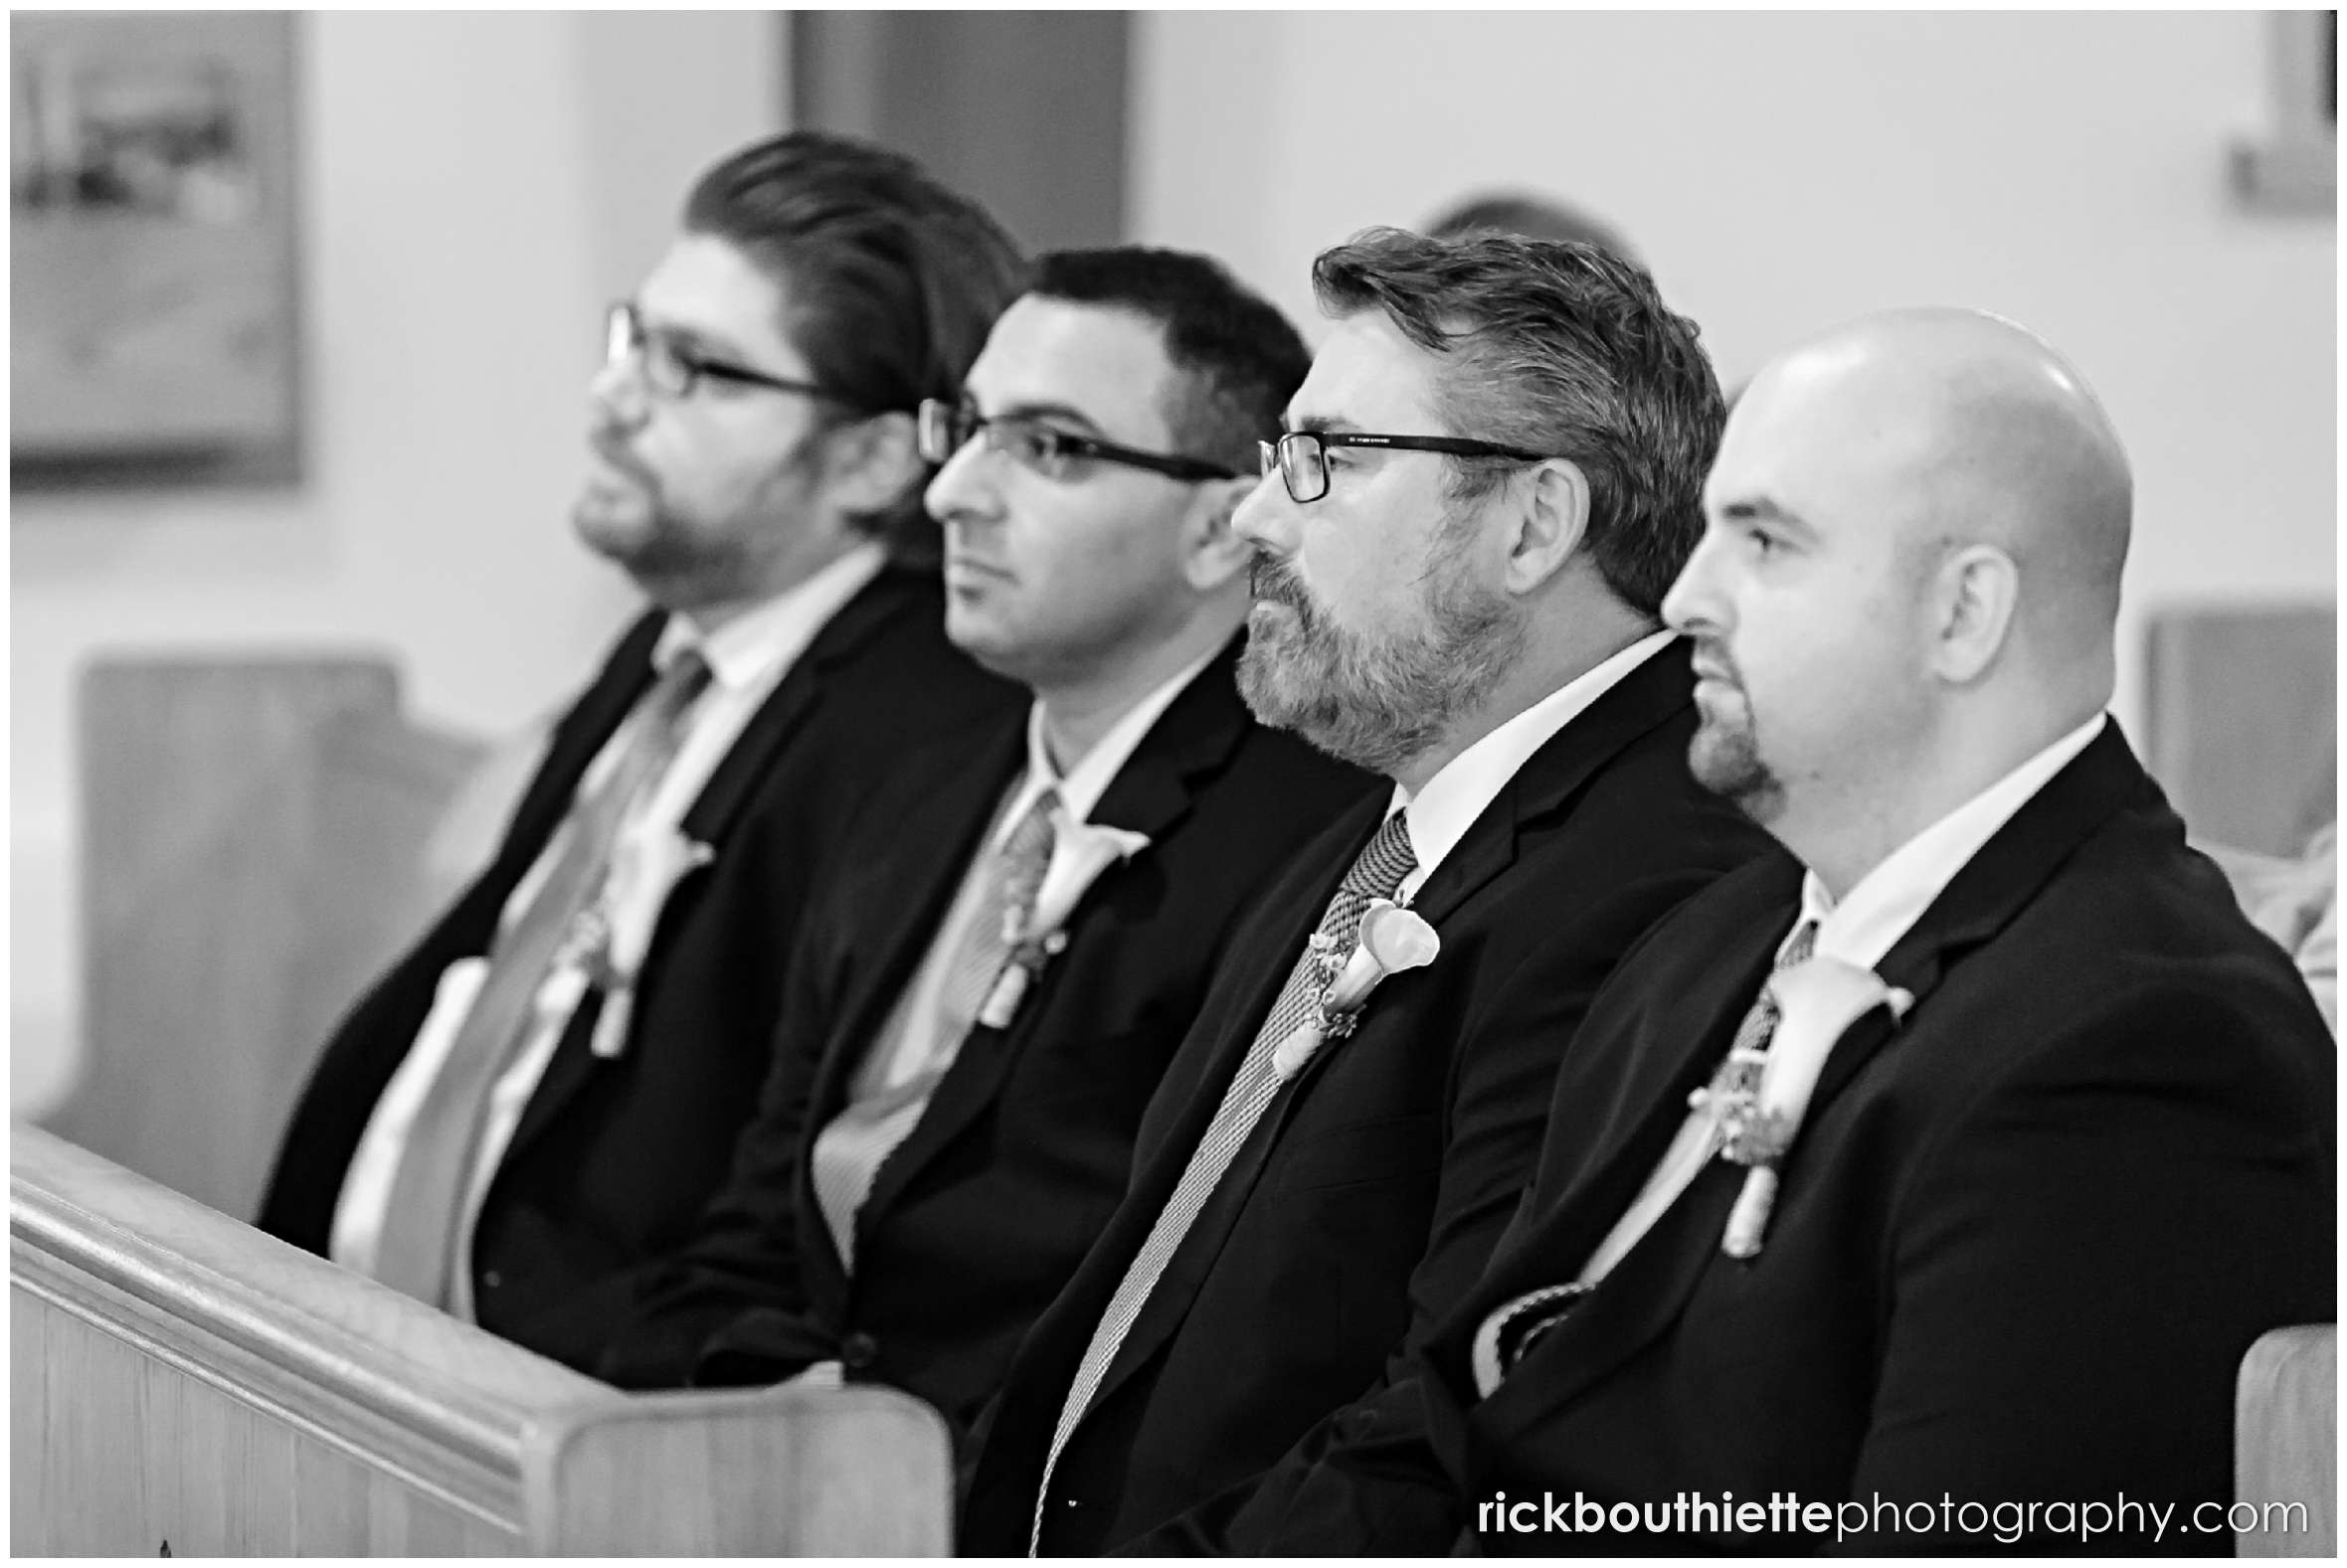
11;9;2334;1114
11;13;782;1111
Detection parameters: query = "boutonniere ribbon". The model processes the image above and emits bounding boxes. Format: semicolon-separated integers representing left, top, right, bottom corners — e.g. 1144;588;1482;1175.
1706;956;1914;1259
977;812;1151;1029
577;827;715;1059
1271;899;1441;1081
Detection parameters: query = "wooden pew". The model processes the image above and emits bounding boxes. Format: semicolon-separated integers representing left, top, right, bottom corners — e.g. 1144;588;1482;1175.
50;656;488;1222
2239;1325;2338;1557
11;1126;952;1554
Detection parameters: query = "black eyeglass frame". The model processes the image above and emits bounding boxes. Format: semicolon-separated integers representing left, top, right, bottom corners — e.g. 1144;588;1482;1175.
918;397;1241;483
605;301;863;408
1258;430;1552;504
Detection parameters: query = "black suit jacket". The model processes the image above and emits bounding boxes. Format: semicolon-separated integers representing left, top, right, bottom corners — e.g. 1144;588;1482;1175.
1377;724;2335;1556
594;640;1378;1437
257;566;1020;1371
958;640;1776;1555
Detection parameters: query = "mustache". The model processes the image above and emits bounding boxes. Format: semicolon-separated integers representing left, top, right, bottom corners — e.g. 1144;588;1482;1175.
587;427;653;488
1249;553;1314;613
1687;635;1747;689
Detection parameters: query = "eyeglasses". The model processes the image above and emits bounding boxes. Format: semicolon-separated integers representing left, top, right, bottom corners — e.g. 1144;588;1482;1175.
605;302;856;406
917;397;1241;482
1257;430;1551;505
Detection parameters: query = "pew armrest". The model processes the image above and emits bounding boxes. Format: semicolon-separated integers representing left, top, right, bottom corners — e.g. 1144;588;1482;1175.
2238;1323;2336;1556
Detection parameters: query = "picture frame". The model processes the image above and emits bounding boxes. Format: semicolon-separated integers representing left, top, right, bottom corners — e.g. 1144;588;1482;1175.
11;11;301;485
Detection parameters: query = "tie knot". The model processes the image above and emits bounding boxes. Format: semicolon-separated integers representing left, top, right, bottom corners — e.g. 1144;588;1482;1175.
1776;918;1819;971
1342;810;1418;900
1006;785;1059;857
646;647;714;722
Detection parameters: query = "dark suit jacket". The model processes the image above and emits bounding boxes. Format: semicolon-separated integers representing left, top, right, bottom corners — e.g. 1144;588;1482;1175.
958;640;1775;1555
257;566;1020;1372
594;639;1377;1437
1374;724;2335;1556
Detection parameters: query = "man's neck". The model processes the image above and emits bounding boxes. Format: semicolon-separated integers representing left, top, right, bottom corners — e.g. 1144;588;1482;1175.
1034;612;1235;775
1778;701;2098;900
1390;608;1657;796
672;530;868;636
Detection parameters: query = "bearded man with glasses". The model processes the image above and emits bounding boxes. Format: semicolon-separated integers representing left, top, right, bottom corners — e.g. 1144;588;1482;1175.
594;248;1373;1439
259;132;1024;1375
959;227;1776;1555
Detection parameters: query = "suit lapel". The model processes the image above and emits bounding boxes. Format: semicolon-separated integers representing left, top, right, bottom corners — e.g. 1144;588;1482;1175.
1495;721;2156;1417
850;643;1260;1247
501;574;930;1167
493;610;665;885
679;568;927;846
1090;641;1709;1412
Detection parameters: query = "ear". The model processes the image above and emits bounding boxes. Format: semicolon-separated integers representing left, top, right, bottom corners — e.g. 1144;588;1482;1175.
1928;543;2019;684
820;410;926;515
1500;457;1591;596
1177;473;1264;594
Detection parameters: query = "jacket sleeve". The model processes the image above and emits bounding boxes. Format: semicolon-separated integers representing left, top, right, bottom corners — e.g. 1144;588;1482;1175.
593;916;839;1389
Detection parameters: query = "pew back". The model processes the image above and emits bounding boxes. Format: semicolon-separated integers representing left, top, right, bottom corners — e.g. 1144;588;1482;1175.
11;1127;952;1555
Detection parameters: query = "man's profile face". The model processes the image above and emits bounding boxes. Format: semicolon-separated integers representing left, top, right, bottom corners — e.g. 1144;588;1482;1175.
576;234;837;610
1663;358;1928;825
923;295;1205;690
1230;308;1522;778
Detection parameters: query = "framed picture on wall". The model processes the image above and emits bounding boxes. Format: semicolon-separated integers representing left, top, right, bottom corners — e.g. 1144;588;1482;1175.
11;11;300;484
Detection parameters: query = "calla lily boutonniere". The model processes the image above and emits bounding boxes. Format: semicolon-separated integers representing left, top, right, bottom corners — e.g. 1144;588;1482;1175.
582;827;716;1059
1271;900;1442;1082
977;812;1153;1029
1704;955;1915;1259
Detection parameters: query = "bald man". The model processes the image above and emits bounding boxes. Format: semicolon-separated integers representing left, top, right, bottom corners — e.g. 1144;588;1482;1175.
1214;310;2335;1554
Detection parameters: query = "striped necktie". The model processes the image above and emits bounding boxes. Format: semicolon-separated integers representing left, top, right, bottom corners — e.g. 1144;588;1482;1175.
1030;810;1418;1551
370;649;712;1308
810;786;1060;1268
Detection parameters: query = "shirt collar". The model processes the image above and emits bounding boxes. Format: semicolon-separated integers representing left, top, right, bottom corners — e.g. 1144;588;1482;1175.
993;642;1223;851
1389;629;1677;891
1797;711;2109;971
652;542;887;692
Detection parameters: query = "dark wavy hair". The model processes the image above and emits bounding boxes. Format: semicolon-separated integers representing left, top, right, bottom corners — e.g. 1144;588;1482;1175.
1312;226;1723;616
1026;247;1309;475
683;131;1028;553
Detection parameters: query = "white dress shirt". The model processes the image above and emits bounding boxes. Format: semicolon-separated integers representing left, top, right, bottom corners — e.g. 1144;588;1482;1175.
1572;709;2109;1289
829;645;1218;1131
329;543;886;1306
1388;630;1675;901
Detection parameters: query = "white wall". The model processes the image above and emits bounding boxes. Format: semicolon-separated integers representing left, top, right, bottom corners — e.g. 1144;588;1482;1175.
11;12;783;1112
1133;10;2336;725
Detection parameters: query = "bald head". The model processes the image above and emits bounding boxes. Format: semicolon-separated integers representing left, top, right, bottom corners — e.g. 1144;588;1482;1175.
1735;308;2132;685
1665;307;2131;889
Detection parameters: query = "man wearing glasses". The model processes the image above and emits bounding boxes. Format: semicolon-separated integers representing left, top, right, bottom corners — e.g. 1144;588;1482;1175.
259;132;1023;1373
959;228;1774;1554
593;248;1373;1438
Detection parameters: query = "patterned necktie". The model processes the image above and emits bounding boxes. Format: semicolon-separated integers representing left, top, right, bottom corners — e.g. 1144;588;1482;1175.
1471;919;1819;1395
1031;810;1418;1551
370;649;713;1307
810;785;1060;1269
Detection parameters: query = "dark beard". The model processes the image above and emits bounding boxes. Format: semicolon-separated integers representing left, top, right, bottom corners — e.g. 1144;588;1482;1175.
1685;651;1786;821
1236;551;1523;778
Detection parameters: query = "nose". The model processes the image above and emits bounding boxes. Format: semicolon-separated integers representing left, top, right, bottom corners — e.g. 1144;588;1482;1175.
1229;470;1297;557
923;430;999;530
588;352;649;434
1660;529;1726;638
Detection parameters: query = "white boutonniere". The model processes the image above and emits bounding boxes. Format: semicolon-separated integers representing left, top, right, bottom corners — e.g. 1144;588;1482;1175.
1271;900;1442;1081
577;827;715;1059
976;811;1152;1029
1699;956;1915;1259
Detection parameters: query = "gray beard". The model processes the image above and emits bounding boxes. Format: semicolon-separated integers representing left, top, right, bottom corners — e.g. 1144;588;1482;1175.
1236;553;1524;778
